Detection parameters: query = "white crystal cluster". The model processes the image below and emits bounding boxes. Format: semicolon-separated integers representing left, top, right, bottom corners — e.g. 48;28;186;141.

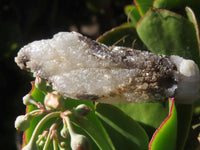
15;31;200;104
170;55;200;103
15;32;137;103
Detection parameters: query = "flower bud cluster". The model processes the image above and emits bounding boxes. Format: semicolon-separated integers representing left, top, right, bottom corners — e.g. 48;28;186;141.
15;76;92;150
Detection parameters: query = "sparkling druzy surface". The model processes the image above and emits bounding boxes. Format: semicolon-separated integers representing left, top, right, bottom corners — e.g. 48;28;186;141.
15;32;200;104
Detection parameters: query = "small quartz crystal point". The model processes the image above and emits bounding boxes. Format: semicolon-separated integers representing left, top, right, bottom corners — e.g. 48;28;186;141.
15;31;200;104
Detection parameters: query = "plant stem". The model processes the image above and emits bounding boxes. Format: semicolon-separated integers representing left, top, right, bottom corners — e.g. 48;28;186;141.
63;116;75;137
28;109;43;117
53;138;59;150
26;112;60;148
43;129;51;150
43;122;57;150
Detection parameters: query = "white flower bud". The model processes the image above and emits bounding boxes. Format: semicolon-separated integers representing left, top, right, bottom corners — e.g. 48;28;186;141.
15;115;30;131
71;134;90;150
35;76;47;92
74;104;92;117
23;94;35;106
60;123;68;138
44;92;65;110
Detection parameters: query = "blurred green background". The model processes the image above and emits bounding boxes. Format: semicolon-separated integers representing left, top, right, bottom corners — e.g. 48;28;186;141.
0;0;131;149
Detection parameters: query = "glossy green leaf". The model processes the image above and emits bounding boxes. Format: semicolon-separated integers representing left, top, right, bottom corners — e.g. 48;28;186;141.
96;103;149;150
70;111;115;150
149;98;177;150
185;7;200;57
153;0;186;9
175;104;193;150
124;5;141;27
136;9;200;63
115;102;169;137
186;0;200;22
97;25;147;50
134;0;154;16
65;99;116;150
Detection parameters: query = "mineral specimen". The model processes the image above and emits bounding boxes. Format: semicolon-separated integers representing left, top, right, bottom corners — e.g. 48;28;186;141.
15;31;200;104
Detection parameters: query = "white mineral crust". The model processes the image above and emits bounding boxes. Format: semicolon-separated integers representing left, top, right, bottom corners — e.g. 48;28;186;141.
15;31;200;104
170;56;200;103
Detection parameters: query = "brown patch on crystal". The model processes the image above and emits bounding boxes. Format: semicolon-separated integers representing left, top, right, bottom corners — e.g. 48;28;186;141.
76;94;100;101
15;54;30;71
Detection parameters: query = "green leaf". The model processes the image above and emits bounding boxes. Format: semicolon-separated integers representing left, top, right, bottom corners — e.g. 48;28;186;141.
97;25;147;49
134;0;154;16
124;5;141;27
70;111;116;150
153;0;186;9
149;98;177;150
185;7;200;57
65;99;116;150
136;9;200;63
115;102;169;138
175;104;193;150
186;0;200;22
96;103;149;150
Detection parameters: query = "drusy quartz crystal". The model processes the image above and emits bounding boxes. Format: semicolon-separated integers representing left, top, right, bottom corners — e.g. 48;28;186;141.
15;31;200;104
